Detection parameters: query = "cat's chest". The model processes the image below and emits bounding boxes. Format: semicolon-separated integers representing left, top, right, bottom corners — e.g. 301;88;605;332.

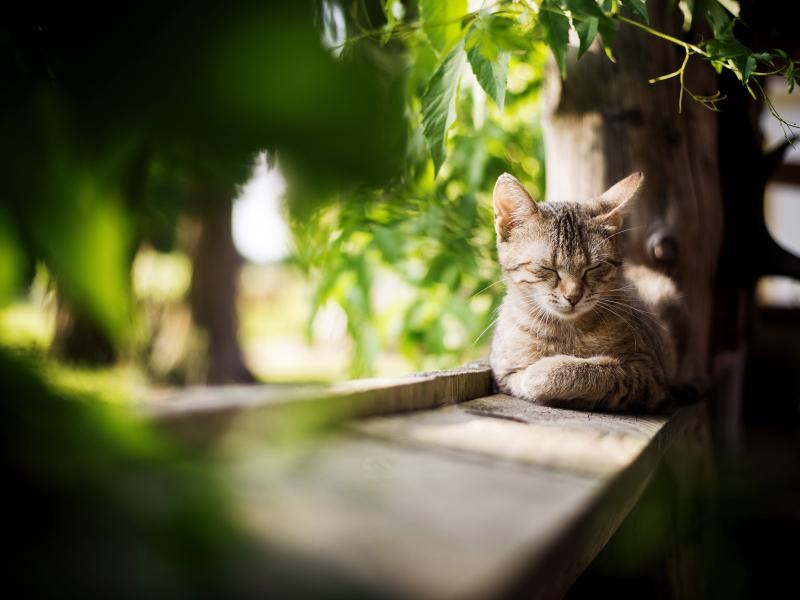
532;328;598;357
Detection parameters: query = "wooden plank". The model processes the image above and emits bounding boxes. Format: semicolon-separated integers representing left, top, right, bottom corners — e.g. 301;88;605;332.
140;367;492;447
227;435;601;600
208;392;706;599
353;394;674;478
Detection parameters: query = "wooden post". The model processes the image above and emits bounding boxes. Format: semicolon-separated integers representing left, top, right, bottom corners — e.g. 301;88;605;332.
540;4;724;594
541;2;724;385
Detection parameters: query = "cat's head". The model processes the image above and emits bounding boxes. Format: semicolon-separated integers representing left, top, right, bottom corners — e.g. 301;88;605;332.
493;172;643;321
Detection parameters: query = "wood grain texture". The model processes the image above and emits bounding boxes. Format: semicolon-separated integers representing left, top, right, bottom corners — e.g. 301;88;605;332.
353;394;680;478
214;392;706;599
141;367;493;447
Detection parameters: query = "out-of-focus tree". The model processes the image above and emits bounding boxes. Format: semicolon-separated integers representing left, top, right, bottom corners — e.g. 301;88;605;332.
0;2;406;595
2;1;406;379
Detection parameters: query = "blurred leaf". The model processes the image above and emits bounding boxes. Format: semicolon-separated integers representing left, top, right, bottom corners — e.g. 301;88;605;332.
575;17;599;58
566;0;607;20
622;0;650;23
483;15;534;52
538;0;571;77
466;21;510;111
419;0;467;54
597;10;618;61
698;0;734;37
31;162;134;342
1;349;243;595
381;0;405;45
565;0;616;59
371;225;406;263
678;0;695;30
0;211;24;305
421;40;466;174
743;54;757;82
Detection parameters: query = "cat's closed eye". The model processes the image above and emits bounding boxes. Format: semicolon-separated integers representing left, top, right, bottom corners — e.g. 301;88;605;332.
509;265;558;284
582;264;605;280
532;266;559;281
583;261;621;280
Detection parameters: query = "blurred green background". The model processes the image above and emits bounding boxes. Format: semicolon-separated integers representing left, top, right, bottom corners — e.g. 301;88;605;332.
1;1;546;594
1;1;547;391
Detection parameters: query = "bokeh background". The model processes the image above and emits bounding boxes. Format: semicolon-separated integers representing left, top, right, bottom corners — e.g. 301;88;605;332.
2;1;799;597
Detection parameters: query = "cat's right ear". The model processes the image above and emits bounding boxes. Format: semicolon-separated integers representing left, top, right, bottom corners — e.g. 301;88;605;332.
493;173;538;241
593;171;644;230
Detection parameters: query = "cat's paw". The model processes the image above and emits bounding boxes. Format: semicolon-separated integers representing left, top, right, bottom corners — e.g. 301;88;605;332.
520;355;620;403
521;355;574;400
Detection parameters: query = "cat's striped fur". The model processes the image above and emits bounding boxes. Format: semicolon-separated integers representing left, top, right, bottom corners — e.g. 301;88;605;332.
489;172;685;412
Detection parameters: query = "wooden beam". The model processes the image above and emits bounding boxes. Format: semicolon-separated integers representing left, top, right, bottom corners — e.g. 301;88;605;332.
145;375;709;598
140;367;493;447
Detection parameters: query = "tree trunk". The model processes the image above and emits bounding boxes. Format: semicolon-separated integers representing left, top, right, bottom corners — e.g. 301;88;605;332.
52;301;117;365
543;3;728;595
542;2;723;385
188;179;255;384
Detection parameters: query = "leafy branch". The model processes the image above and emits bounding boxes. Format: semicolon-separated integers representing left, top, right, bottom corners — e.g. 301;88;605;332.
341;0;799;171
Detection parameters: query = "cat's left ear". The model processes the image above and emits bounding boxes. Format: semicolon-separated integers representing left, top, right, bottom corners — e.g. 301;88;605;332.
493;173;539;241
593;171;644;229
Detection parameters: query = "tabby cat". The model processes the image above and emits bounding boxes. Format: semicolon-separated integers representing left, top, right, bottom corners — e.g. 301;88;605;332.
489;172;685;412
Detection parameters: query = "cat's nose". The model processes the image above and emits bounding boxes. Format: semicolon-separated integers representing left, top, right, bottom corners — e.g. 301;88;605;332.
563;284;583;306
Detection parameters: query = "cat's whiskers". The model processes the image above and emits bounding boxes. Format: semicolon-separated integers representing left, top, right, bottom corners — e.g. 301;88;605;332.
602;225;641;242
597;298;668;335
472;303;504;344
597;295;666;327
473;316;501;345
524;302;552;326
469;280;504;299
593;301;645;349
604;284;636;293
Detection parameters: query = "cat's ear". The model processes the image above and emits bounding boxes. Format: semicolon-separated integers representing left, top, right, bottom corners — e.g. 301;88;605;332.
593;171;644;229
493;173;539;241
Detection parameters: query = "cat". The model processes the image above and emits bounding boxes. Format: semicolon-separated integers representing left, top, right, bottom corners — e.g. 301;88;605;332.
489;171;686;412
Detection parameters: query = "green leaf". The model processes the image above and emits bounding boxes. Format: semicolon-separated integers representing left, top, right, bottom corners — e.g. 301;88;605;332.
380;0;405;45
36;175;134;341
705;33;748;61
538;0;571;77
574;16;599;58
419;0;468;54
483;15;532;52
621;0;649;23
743;54;757;82
698;0;733;37
596;10;617;61
565;0;615;59
566;0;607;19
465;25;510;111
421;40;466;174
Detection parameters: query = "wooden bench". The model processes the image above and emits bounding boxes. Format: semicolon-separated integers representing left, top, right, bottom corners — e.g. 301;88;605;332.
143;366;709;599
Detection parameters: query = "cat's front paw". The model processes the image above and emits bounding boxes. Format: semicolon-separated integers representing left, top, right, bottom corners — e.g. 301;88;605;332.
521;355;573;400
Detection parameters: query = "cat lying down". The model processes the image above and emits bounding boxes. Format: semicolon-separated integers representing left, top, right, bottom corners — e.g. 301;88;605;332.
489;172;688;413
